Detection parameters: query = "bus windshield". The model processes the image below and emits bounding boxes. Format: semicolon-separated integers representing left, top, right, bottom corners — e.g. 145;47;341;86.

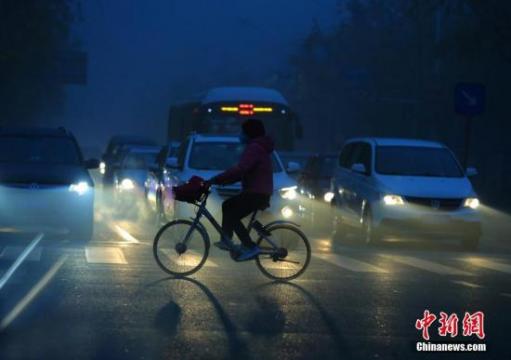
168;87;300;151
206;112;285;134
200;106;291;150
188;142;282;172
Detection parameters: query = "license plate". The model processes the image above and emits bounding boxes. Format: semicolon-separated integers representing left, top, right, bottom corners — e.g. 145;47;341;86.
427;214;450;224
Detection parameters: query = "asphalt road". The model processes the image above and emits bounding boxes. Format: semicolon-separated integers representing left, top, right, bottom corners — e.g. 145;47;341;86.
0;191;510;360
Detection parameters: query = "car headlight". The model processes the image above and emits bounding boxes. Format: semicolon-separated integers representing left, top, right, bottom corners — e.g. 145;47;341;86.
69;181;90;196
464;197;480;209
383;194;404;206
324;191;334;203
119;178;135;191
281;206;294;218
99;161;106;175
280;186;297;200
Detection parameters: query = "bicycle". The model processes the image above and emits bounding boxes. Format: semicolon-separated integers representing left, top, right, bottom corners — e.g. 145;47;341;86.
153;187;311;281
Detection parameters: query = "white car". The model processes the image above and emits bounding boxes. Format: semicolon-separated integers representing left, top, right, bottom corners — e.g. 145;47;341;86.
165;134;300;223
0;127;99;242
330;138;481;249
112;146;160;217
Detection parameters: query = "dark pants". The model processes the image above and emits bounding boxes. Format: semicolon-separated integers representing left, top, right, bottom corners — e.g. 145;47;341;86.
221;192;270;248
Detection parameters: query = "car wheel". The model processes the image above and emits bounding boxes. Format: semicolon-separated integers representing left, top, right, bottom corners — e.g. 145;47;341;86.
362;208;381;245
461;236;480;251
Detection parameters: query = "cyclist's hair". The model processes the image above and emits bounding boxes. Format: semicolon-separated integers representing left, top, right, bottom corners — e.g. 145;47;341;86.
242;118;265;139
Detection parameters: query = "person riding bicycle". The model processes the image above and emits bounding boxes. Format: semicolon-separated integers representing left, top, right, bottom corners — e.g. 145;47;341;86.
206;118;274;261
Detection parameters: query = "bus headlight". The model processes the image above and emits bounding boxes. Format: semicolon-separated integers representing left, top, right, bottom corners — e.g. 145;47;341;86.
119;178;135;191
324;191;334;203
383;194;404;206
69;181;90;196
464;197;480;209
280;186;297;200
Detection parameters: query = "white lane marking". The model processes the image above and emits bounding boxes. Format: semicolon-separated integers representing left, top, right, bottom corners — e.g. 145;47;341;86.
0;254;67;331
0;246;42;262
190;250;219;267
451;280;483;289
462;257;511;274
85;247;127;264
0;233;44;291
161;249;218;267
501;293;511;299
313;253;388;273
258;260;301;270
384;255;472;276
113;225;140;244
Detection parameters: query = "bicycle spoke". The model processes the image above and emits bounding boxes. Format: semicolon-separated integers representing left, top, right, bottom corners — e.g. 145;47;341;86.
153;220;208;276
276;259;301;265
256;224;311;280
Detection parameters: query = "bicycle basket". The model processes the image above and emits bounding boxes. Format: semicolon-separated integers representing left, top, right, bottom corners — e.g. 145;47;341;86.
172;176;207;203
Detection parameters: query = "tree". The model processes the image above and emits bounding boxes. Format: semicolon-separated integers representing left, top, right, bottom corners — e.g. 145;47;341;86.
0;0;77;125
286;0;511;208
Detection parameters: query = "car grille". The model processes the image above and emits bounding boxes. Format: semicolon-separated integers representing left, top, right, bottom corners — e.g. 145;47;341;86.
404;196;463;211
216;187;241;198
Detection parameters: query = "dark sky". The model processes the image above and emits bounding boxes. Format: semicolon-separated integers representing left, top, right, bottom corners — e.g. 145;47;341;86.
61;0;338;152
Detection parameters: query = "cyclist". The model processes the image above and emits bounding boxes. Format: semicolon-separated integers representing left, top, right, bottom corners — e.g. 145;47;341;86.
206;118;274;261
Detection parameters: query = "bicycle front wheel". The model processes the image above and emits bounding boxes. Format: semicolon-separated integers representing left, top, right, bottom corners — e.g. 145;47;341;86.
153;219;209;276
256;224;311;281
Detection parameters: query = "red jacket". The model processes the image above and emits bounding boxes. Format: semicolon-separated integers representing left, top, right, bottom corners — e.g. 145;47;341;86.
212;136;274;195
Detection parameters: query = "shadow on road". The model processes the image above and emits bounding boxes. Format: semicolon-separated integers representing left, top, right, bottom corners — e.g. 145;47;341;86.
154;301;182;336
252;281;352;358
148;276;250;360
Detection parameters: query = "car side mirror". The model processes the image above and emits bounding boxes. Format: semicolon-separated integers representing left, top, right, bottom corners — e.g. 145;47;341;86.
287;161;301;174
166;157;180;169
85;158;100;169
466;167;478;177
351;163;367;175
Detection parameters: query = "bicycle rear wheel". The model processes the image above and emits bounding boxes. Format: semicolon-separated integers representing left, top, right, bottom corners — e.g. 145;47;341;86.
256;224;311;281
153;219;209;276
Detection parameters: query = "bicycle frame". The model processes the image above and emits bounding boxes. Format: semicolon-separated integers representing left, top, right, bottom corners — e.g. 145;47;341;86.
181;191;280;254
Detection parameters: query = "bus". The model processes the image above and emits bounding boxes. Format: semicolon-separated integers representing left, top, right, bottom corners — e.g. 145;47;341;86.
168;87;302;150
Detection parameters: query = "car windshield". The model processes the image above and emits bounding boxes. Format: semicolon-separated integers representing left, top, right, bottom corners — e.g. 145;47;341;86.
376;146;464;177
280;154;309;169
122;152;157;169
188;142;282;172
0;136;81;165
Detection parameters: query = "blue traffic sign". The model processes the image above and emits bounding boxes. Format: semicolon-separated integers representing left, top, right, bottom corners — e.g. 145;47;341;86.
455;83;485;116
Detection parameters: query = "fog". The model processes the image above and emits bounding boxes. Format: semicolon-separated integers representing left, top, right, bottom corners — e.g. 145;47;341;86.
61;0;338;152
2;0;511;208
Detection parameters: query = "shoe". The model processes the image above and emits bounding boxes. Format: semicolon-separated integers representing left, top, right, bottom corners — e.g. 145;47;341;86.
214;241;231;251
236;246;261;261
